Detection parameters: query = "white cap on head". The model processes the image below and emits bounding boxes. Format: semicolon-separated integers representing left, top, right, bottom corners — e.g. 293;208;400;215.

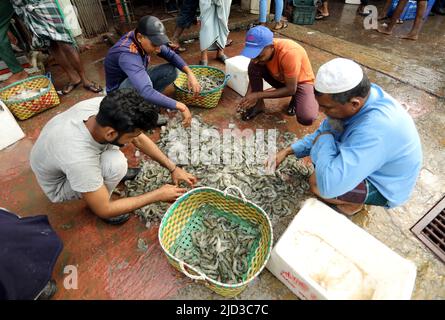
314;58;364;94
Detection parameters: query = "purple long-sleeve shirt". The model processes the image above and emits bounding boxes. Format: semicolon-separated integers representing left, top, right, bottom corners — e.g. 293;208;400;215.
104;31;187;109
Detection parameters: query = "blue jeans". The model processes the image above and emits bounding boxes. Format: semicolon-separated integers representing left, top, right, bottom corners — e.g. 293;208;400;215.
119;63;178;94
259;0;284;23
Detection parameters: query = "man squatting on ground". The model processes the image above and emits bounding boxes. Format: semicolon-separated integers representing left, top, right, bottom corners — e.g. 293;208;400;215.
104;15;201;127
30;89;197;225
270;58;422;216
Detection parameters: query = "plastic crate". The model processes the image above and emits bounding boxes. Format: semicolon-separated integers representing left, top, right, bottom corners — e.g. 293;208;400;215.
292;5;316;25
387;0;436;21
293;0;315;6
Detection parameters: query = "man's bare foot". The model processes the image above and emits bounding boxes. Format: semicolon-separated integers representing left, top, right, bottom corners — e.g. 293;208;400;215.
2;70;29;87
336;203;364;216
377;25;393;35
401;32;418;40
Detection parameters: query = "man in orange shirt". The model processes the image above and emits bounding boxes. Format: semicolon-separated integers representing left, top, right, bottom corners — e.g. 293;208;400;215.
238;26;319;125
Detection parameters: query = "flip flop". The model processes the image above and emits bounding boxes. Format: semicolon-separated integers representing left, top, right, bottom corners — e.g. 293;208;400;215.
168;42;187;53
241;107;264;121
61;81;81;95
199;60;208;66
83;82;103;93
315;13;330;20
225;39;233;47
273;21;289;30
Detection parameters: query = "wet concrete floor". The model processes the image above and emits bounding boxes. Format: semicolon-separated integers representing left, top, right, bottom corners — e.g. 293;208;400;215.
0;3;444;299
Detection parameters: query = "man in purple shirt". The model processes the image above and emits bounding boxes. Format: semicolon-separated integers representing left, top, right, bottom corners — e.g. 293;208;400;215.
105;16;200;127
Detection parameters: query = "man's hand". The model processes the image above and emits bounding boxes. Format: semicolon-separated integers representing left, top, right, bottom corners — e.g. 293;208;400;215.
187;73;201;98
154;184;187;202
171;167;198;187
265;146;294;171
238;92;259;110
176;102;192;127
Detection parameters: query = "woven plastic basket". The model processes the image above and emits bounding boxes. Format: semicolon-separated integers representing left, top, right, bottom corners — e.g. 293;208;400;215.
159;186;273;297
0;75;60;120
174;65;230;109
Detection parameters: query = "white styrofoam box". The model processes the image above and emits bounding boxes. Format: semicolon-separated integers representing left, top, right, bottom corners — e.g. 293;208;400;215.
225;55;272;97
345;0;361;4
266;198;417;300
0;100;25;150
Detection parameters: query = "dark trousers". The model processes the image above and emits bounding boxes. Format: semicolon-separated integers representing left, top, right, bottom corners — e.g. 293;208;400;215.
248;62;319;126
0;1;23;74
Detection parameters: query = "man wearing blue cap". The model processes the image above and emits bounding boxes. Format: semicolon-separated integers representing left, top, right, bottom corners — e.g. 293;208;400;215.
238;26;319;125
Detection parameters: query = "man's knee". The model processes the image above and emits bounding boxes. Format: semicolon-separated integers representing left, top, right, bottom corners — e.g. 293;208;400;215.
296;115;317;126
100;149;128;183
165;64;179;83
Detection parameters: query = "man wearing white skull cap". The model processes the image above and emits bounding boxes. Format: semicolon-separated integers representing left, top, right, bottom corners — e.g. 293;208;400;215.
269;58;422;215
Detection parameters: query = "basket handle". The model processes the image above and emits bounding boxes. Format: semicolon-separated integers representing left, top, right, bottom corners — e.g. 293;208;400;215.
223;74;231;86
179;261;207;281
223;185;247;203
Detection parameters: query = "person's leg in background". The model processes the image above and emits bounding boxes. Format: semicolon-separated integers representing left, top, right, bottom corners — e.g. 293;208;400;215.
272;0;288;30
0;1;28;87
259;0;268;25
401;0;427;40
54;41;102;94
316;0;330;20
378;0;394;19
170;0;199;52
377;0;409;35
357;0;370;16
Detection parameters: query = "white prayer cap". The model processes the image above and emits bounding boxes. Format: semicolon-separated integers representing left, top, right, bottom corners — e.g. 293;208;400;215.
314;58;364;94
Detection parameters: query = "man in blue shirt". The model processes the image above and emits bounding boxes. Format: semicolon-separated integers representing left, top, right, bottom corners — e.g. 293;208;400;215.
105;16;201;127
269;58;422;215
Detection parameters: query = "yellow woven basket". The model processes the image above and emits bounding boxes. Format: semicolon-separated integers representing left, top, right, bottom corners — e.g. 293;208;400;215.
174;65;230;109
0;75;60;120
159;186;273;298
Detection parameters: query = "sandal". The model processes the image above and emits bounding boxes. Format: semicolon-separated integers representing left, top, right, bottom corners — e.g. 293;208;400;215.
61;81;81;95
225;39;233;47
241;106;264;121
83;82;103;93
315;13;330;20
168;42;186;53
199;60;208;66
273;21;289;30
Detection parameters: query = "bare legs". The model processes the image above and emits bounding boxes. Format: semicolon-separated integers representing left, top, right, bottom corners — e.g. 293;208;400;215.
49;41;101;94
377;0;426;40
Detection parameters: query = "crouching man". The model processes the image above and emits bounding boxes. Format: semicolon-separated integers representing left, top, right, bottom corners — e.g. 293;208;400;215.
30;89;197;225
269;58;422;215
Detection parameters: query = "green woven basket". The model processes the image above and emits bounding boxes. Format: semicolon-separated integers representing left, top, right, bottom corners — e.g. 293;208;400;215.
159;186;273;297
174;65;230;109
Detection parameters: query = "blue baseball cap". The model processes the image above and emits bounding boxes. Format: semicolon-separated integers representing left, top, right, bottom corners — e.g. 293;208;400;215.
241;26;274;59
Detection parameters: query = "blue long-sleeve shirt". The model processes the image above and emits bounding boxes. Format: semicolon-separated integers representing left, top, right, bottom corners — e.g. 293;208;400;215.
104;31;188;109
291;83;422;208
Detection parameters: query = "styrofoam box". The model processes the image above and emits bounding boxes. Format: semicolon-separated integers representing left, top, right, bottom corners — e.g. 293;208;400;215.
266;198;417;300
0;100;25;150
225;55;272;97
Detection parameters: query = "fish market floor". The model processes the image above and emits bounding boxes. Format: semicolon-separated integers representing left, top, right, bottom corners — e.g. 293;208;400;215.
1;11;444;299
